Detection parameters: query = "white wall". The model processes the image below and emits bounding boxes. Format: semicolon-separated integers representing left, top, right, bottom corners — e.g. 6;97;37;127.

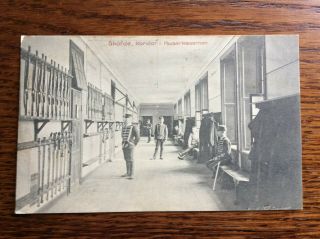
208;60;221;113
17;36;139;209
175;36;238;119
265;35;300;99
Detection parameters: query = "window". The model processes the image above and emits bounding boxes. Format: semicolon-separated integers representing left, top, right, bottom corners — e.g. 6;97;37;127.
195;111;201;128
184;91;191;117
111;80;116;102
195;83;201;111
69;40;87;90
195;72;209;112
238;36;265;150
201;73;209;110
178;99;182;117
220;37;266;165
221;45;238;145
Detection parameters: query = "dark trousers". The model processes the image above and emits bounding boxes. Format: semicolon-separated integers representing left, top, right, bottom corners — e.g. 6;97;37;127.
153;139;164;158
123;146;134;176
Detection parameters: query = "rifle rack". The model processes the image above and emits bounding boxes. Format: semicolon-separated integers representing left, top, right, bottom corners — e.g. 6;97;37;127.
108;121;115;127
115;121;124;131
97;121;109;132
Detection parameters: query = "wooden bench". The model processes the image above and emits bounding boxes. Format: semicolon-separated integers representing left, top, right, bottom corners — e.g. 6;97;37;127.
212;162;250;204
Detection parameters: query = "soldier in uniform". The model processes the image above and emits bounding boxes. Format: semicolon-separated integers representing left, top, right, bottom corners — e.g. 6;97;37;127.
206;125;232;171
121;113;140;180
152;116;168;160
145;119;152;143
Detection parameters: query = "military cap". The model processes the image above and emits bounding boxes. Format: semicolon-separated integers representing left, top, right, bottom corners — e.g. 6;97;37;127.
217;125;227;132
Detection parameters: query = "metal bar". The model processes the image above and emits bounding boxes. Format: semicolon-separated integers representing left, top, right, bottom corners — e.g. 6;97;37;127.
67;131;72;195
42;55;48;118
46;133;52;201
40;137;46;203
59;134;64;191
52;62;56;118
54;132;59;195
47;61;52;118
37;54;44;118
23;46;31;116
63;68;67;119
64;68;68;119
51;133;56;198
62;132;67;190
31;51;38;117
67;75;70;118
50;61;55;118
57;132;61;192
54;62;59;119
37;138;41;207
61;69;65;119
57;64;62;119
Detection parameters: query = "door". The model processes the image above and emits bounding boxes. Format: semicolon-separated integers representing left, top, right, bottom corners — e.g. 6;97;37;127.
163;116;173;138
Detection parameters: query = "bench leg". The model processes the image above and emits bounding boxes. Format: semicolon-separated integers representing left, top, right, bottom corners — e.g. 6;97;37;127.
212;161;221;191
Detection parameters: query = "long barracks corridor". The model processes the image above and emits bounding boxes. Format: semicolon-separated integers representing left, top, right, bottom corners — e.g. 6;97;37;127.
16;36;301;213
40;137;237;213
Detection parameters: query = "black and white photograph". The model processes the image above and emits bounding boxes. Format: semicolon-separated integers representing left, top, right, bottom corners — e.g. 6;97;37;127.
16;35;302;213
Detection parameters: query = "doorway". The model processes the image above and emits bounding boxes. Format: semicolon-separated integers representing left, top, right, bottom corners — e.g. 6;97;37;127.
163;116;173;138
142;116;153;136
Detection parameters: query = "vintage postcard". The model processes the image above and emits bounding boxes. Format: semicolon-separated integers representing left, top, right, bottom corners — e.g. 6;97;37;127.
16;35;302;213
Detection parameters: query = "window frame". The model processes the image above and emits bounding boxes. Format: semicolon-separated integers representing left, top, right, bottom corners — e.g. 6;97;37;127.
220;37;266;168
69;40;87;90
184;90;191;117
238;36;266;151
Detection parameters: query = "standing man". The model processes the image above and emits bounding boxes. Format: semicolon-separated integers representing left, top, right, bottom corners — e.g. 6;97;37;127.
152;116;168;160
121;113;140;180
146;119;152;143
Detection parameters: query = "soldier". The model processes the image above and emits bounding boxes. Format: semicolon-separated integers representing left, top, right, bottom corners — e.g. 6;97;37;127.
178;126;199;160
206;125;232;171
145;119;152;143
121;113;140;180
152;116;168;160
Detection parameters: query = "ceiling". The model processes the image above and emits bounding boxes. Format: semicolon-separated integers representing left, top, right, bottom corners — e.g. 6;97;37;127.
84;36;231;104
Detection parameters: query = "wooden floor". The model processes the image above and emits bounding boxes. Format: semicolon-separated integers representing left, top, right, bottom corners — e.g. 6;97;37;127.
40;137;238;213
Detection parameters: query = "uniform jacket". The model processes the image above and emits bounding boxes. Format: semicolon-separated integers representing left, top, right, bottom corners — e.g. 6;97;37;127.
154;123;168;140
215;135;232;162
122;125;140;148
